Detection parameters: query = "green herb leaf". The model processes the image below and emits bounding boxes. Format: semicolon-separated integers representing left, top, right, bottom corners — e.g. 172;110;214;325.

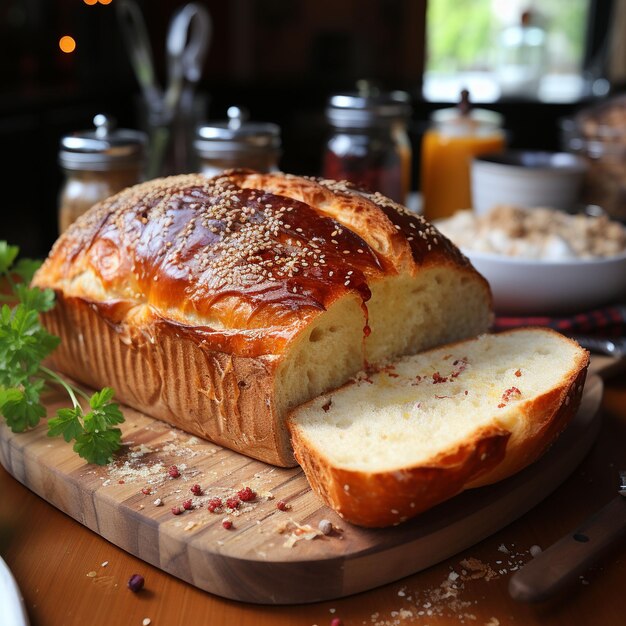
89;387;116;411
0;241;125;465
88;387;124;425
47;406;85;442
0;242;19;274
0;386;23;419
73;428;122;465
0;381;46;432
0;386;22;406
0;303;60;386
14;284;55;312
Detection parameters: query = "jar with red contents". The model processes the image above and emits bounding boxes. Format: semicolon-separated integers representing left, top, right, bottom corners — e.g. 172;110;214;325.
323;88;412;204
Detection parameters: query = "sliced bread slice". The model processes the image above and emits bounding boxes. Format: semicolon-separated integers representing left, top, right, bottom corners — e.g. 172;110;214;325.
288;328;589;527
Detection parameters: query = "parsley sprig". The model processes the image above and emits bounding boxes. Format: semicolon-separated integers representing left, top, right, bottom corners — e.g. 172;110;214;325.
0;241;124;464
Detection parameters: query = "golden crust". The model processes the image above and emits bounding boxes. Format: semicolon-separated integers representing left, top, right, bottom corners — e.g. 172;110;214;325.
41;295;293;466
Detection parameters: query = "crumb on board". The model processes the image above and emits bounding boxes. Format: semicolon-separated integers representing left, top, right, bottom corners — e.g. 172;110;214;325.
366;544;536;625
277;519;324;548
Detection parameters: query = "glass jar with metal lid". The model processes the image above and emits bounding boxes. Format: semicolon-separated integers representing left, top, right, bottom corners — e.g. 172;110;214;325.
58;113;147;233
194;106;281;177
323;85;412;204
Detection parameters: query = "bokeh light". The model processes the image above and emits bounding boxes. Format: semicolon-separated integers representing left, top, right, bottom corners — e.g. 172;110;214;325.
98;0;113;5
59;36;76;54
83;0;98;5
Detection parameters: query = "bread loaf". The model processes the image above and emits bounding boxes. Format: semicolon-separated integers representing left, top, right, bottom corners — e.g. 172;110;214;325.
288;328;589;527
32;170;492;466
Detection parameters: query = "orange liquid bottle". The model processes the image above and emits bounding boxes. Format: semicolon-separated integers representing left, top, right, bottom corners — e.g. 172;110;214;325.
421;92;505;221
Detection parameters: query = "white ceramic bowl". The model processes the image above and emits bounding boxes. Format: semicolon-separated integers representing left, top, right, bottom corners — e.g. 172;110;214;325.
471;151;588;216
464;248;626;315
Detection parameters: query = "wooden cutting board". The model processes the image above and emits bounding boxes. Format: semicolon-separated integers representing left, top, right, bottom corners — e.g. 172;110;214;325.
0;374;604;604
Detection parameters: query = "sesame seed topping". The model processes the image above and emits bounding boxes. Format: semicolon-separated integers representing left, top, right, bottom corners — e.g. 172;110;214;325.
57;171;396;331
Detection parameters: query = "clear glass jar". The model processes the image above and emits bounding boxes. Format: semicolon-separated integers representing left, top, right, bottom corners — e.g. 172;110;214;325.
58;114;146;233
561;95;626;221
322;89;412;204
194;106;281;177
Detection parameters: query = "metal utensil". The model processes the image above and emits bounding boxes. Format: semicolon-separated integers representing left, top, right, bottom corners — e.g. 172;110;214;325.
164;3;212;174
572;336;626;358
0;556;30;626
116;1;211;178
165;3;211;112
509;470;626;603
116;0;162;115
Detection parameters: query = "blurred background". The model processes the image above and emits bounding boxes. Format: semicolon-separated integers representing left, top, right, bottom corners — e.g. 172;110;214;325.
1;0;624;258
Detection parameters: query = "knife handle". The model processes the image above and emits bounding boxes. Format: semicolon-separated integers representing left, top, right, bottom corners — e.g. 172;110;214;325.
509;496;626;603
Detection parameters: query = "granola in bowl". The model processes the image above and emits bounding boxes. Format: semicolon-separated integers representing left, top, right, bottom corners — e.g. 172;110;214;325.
436;204;626;261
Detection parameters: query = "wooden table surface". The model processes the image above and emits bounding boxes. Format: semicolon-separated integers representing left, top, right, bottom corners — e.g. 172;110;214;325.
1;371;625;626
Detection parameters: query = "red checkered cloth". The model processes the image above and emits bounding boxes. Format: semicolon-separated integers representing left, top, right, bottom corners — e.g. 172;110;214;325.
493;304;626;338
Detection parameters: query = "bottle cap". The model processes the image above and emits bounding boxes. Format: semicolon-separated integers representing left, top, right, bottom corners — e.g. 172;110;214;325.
326;84;411;128
194;106;281;155
59;114;147;170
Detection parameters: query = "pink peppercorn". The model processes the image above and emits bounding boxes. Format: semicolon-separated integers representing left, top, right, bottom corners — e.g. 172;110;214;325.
207;498;222;513
168;465;180;478
171;506;182;516
182;499;193;511
330;618;343;626
190;484;203;496
222;519;233;530
276;500;289;511
237;486;256;502
226;496;240;510
141;487;151;495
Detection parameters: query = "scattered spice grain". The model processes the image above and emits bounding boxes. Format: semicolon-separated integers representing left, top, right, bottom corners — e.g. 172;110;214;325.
128;574;145;592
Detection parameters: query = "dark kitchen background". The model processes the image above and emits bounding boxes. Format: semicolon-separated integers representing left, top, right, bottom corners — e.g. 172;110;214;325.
0;0;623;259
